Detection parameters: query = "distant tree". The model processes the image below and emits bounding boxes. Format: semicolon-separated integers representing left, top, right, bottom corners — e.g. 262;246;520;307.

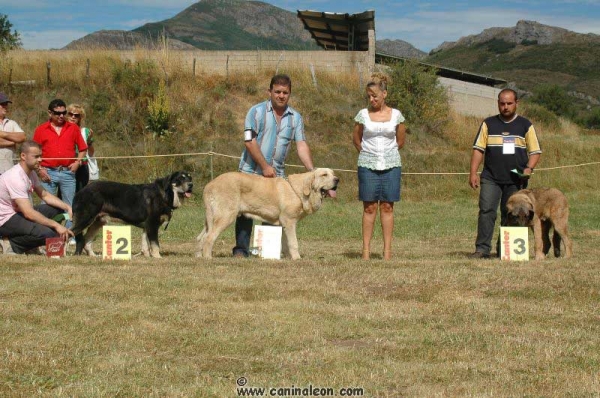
385;59;449;135
0;14;22;52
530;84;575;119
583;107;600;129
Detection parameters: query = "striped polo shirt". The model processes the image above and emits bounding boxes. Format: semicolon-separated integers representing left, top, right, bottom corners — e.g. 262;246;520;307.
473;114;542;184
238;100;305;177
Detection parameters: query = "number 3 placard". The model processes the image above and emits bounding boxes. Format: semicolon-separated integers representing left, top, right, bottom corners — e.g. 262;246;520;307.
500;227;529;261
102;226;132;260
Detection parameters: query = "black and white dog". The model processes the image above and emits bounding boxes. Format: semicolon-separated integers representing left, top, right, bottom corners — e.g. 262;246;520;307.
71;171;193;257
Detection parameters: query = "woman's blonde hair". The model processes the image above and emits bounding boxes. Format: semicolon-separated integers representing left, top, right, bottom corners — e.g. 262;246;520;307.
66;103;86;124
366;72;389;91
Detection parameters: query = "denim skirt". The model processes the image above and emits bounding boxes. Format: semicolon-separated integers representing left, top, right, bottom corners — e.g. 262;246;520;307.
358;166;401;202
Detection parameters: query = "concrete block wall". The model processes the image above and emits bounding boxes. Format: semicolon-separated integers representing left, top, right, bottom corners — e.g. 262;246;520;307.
438;77;501;118
118;50;372;76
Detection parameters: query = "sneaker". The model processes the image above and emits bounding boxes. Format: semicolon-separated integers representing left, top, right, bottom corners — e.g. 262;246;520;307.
468;251;490;259
1;238;15;255
68;238;76;246
25;246;46;255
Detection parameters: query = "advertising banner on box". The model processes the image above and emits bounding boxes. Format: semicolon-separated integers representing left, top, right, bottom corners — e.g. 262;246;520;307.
500;227;529;261
102;226;132;260
46;237;65;258
252;225;282;260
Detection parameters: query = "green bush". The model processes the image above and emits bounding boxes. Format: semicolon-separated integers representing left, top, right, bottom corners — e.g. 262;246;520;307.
385;60;450;136
110;59;159;100
530;84;575;119
477;38;516;54
147;80;171;137
582;107;600;129
520;39;538;46
521;102;560;127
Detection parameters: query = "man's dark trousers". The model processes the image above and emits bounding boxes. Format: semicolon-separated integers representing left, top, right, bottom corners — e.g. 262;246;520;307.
0;204;62;254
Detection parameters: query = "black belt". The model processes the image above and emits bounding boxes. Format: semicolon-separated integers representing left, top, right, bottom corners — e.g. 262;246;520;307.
48;166;70;172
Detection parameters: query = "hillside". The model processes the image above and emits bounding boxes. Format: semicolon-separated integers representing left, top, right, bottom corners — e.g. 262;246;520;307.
426;20;600;104
63;0;318;51
63;0;427;57
133;0;319;50
64;30;198;50
376;39;427;59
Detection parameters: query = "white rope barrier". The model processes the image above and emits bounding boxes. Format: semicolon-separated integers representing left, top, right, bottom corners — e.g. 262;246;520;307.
40;152;600;176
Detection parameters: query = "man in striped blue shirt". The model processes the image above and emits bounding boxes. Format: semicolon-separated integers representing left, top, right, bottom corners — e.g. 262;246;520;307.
234;74;314;257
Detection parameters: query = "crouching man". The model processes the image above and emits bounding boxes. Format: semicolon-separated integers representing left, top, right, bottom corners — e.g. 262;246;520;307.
0;141;73;254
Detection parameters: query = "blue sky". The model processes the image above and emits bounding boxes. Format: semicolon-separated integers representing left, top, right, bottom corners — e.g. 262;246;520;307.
2;0;599;51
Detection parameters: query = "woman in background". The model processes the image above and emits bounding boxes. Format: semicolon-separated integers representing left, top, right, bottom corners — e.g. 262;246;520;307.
67;104;94;192
352;73;406;260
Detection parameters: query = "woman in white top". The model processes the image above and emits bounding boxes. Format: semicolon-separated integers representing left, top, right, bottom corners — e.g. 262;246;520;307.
67;104;95;192
352;73;406;260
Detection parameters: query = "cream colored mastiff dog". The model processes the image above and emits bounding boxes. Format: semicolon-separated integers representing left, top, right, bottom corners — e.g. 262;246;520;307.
196;168;339;259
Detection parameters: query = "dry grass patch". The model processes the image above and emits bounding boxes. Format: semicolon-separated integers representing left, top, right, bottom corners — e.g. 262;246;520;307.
2;197;600;397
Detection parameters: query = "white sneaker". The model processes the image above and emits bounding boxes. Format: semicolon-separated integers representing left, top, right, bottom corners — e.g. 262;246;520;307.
1;238;15;255
68;238;76;246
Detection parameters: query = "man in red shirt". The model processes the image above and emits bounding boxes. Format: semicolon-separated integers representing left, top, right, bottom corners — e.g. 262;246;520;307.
33;99;87;229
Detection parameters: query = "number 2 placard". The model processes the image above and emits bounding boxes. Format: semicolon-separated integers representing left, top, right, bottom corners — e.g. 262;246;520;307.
500;227;529;261
102;226;132;260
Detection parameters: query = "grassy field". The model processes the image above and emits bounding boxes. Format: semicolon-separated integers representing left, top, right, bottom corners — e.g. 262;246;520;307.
2;186;600;397
1;50;600;396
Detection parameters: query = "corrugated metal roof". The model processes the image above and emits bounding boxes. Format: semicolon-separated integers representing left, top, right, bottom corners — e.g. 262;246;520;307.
297;10;375;51
375;52;507;87
297;9;505;87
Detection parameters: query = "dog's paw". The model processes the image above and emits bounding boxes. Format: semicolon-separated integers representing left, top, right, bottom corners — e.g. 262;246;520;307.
535;253;546;260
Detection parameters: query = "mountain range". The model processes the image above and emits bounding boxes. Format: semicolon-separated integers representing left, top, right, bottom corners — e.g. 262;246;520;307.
65;0;317;51
64;1;599;111
426;20;600;102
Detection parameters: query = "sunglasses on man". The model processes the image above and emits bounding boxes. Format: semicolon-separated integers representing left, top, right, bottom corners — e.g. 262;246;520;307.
51;110;67;116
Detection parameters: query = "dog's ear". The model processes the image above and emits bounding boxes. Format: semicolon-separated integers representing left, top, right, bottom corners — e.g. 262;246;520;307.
155;173;177;191
303;172;315;196
169;171;182;184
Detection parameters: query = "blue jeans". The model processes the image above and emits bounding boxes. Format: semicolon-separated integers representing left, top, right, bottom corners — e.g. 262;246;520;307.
474;178;521;256
41;167;76;229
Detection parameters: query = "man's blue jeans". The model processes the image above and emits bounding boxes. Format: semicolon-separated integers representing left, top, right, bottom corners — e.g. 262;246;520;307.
474;178;521;256
40;167;75;229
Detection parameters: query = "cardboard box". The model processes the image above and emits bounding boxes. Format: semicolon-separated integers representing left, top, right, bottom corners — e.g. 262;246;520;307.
46;237;65;258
